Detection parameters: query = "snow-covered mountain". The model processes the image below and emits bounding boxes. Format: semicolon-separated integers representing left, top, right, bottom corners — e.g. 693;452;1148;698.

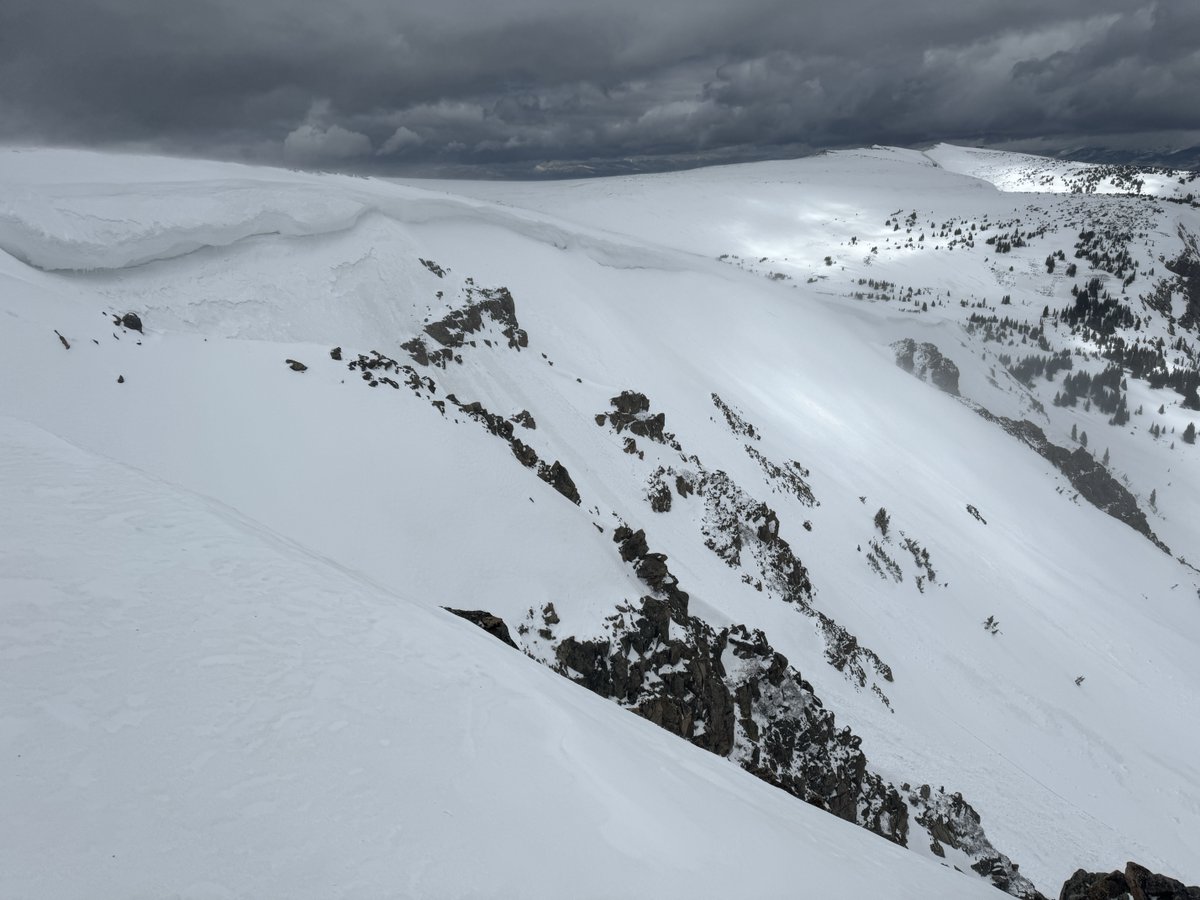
2;143;1198;899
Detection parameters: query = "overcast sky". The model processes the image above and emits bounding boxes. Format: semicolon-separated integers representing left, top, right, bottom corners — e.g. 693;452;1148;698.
2;0;1198;174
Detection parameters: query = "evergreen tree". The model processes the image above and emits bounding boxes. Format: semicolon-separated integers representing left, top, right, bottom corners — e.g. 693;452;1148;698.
1080;430;1088;448
1071;423;1078;441
1149;488;1157;509
1185;422;1197;445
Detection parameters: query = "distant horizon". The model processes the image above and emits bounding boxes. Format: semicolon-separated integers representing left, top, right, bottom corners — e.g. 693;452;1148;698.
3;1;1197;176
3;136;1199;182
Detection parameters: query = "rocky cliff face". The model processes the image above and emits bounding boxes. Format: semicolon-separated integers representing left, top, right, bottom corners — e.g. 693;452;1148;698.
312;273;1174;900
976;410;1169;552
893;338;961;395
892;340;1169;554
1059;862;1200;900
450;516;1046;899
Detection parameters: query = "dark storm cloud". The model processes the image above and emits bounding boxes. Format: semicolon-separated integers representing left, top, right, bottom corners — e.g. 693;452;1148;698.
1;0;1196;172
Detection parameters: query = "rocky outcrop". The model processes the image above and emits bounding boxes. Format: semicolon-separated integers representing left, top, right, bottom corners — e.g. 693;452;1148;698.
443;608;519;649
1059;862;1200;900
329;297;581;508
458;522;1037;898
419;257;447;278
345;349;433;393
892;335;1167;554
596;390;681;449
401;284;528;369
907;784;1046;899
114;312;143;333
319;276;1043;898
424;284;528;351
743;444;817;506
687;466;892;699
1165;227;1200;332
552;525;909;845
708;394;817;506
975;409;1169;552
893;338;961;395
510;409;536;430
540;460;581;505
711;392;761;440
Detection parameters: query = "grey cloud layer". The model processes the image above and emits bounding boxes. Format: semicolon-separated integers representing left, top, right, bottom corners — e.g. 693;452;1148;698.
1;0;1196;169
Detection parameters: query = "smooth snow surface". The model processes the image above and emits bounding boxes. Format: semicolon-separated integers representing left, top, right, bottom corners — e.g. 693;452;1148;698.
2;145;1198;898
3;415;1006;900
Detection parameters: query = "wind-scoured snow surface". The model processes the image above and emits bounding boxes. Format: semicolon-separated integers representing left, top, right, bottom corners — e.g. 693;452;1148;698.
1;145;1198;898
3;416;988;900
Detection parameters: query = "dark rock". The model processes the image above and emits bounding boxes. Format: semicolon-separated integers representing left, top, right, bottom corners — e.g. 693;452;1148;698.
330;346;343;361
443;608;518;649
1124;861;1200;900
401;337;431;366
648;479;672;512
511;409;537;430
634;553;677;594
116;375;124;384
510;439;539;468
539;460;581;505
419;257;446;278
675;474;695;498
119;312;143;333
892;338;960;395
614;525;650;562
54;330;70;350
912;790;1045;899
522;522;1043;893
423;285;527;351
711;393;761;439
1068;864;1200;900
285;359;308;372
1058;869;1132;900
610;390;651;415
553;579;907;845
744;445;817;506
975;408;1168;552
599;390;680;449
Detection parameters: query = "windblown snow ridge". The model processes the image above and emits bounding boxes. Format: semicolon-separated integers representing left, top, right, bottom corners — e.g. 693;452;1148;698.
0;183;374;270
0;157;683;273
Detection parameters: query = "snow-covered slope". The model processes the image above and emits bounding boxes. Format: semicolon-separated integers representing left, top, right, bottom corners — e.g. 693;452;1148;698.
2;145;1198;898
3;414;1009;900
927;143;1200;200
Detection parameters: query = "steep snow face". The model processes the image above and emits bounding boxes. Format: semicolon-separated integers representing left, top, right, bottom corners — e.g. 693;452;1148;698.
1;415;1006;900
1;145;1199;898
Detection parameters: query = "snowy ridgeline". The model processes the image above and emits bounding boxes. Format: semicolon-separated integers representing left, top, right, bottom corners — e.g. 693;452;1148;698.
1;145;1198;899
